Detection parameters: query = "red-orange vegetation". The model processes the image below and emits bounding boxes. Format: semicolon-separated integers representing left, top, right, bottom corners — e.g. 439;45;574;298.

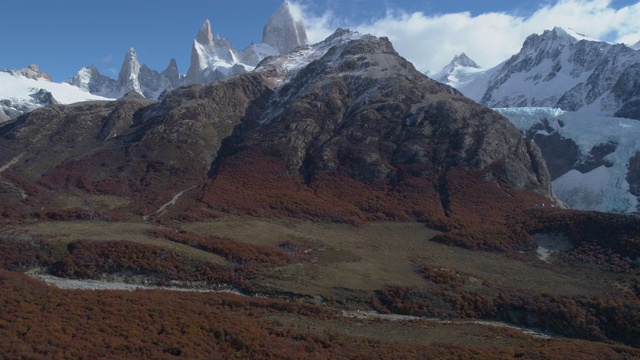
201;147;551;238
310;171;450;228
520;208;640;271
39;151;124;195
49;240;235;286
373;264;640;348
150;229;294;271
372;265;495;319
2;169;52;207
429;167;553;252
202;148;367;224
0;269;638;358
0;236;53;272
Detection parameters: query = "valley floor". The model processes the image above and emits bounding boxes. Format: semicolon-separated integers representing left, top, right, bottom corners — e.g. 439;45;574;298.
0;217;639;358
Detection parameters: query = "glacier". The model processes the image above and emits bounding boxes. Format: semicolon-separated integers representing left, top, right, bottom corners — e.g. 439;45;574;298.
496;107;640;213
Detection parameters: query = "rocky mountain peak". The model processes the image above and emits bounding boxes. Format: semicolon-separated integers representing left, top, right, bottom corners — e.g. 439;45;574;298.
262;1;308;54
521;27;596;53
67;65;117;97
116;48;143;96
4;64;53;81
186;19;244;85
631;40;640;50
432;53;483;88
62;2;310;99
247;35;555;207
161;58;181;86
196;19;214;45
450;53;479;68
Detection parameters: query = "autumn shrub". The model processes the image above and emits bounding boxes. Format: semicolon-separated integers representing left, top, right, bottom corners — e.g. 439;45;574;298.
0;235;53;271
150;229;294;269
1;269;637;358
430;226;535;252
373;272;640;348
519;208;640;271
50;240;235;286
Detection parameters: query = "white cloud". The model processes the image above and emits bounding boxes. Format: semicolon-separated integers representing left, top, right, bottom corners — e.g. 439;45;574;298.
291;2;339;43
102;53;113;63
296;0;640;73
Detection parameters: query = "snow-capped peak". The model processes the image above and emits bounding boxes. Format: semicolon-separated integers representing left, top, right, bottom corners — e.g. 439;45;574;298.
185;19;245;84
631;40;640;50
455;26;640;112
254;28;371;85
262;1;308;54
450;53;480;68
552;27;598;43
432;52;485;90
521;26;600;53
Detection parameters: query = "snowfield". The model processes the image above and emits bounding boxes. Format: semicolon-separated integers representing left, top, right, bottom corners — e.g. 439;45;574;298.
0;71;111;105
1;71;112;122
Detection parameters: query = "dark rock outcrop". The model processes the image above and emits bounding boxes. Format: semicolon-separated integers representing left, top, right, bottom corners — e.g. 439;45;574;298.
627;152;640;212
612;63;640;119
242;36;553;195
530;132;581;180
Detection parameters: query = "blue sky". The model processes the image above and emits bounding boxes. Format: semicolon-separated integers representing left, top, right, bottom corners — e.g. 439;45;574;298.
2;0;639;81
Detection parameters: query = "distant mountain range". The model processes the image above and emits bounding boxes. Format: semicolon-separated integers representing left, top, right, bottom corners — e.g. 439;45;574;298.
1;1;307;121
437;27;640;119
69;1;307;100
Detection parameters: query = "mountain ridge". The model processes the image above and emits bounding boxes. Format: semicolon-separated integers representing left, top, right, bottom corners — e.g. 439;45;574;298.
446;27;640;118
70;1;308;101
0;31;559;230
434;27;640;215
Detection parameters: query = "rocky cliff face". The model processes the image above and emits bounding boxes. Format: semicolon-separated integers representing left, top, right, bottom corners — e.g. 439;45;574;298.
261;1;308;54
67;66;118;97
240;36;551;194
612;63;640;119
0;33;557;225
185;20;246;85
116;48;144;95
161;58;181;87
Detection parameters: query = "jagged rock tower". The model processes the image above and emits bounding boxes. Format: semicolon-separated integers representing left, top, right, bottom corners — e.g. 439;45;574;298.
116;48;143;95
262;1;308;54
